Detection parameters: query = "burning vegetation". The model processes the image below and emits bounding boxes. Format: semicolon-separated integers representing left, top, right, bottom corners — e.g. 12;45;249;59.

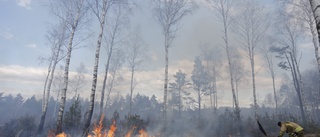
47;113;153;137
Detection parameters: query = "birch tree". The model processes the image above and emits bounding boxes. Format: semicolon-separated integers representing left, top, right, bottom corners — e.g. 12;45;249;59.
232;0;270;118
281;0;320;107
52;65;64;119
104;49;125;112
309;0;320;98
270;11;307;124
52;0;89;134
100;4;129;117
84;1;108;133
204;0;242;134
260;43;279;114
37;21;68;134
151;0;196;118
125;27;147;114
84;0;132;135
230;49;246;108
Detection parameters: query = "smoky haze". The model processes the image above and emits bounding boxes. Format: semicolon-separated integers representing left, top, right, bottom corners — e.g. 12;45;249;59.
0;0;320;137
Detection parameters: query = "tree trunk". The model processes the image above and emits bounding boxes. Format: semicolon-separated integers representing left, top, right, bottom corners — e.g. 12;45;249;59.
250;53;258;119
42;61;52;110
286;53;307;124
214;80;218;112
178;88;181;117
38;60;52;133
210;87;213;109
83;6;107;136
56;25;76;134
271;74;278;114
223;11;242;136
295;56;310;123
198;88;201;118
163;33;169;119
234;79;239;109
309;0;320;102
100;49;112;116
130;68;134;114
38;56;60;133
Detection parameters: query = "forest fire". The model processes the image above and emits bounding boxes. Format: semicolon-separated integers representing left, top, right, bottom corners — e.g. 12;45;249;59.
125;126;135;137
105;120;116;137
48;114;151;137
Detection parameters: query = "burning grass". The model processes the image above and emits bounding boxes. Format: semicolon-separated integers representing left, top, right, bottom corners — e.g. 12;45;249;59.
48;114;152;137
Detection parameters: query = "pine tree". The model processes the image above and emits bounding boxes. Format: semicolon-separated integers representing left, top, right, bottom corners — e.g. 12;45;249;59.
63;96;82;131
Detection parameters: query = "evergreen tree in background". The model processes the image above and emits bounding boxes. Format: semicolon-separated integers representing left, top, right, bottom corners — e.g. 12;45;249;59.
63;95;82;131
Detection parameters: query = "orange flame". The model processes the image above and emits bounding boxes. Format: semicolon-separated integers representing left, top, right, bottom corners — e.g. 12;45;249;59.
107;120;117;137
88;114;107;137
56;132;68;137
49;114;129;137
125;126;136;137
138;129;149;137
47;130;69;137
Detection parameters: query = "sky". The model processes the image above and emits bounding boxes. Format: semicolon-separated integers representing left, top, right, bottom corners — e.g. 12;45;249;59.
0;0;317;108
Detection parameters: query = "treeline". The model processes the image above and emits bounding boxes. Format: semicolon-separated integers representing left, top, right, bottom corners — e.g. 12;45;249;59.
0;92;319;137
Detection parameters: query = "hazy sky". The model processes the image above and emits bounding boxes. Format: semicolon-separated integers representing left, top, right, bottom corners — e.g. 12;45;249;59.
0;0;317;108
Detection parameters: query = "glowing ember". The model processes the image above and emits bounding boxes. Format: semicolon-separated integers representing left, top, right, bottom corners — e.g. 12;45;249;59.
56;132;68;137
138;129;148;137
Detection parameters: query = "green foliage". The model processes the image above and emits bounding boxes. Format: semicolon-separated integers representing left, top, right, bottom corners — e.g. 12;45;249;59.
63;96;82;130
121;113;146;136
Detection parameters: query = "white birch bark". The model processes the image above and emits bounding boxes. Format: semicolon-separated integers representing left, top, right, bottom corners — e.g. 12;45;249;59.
56;0;88;134
100;5;128;116
232;0;270;119
204;0;243;135
83;0;107;135
38;24;66;133
152;0;195;119
56;23;77;134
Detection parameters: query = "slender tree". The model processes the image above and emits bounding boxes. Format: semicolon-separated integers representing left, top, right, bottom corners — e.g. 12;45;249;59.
281;0;320;109
84;0;109;135
204;0;242;134
50;0;89;134
125;27;147;114
52;65;64;119
199;45;222;112
38;21;68;134
84;1;133;135
151;0;196;118
104;49;125;112
309;0;320;98
191;56;210;118
100;3;129;116
270;11;307;124
230;49;246;108
232;0;271;118
260;44;279;114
